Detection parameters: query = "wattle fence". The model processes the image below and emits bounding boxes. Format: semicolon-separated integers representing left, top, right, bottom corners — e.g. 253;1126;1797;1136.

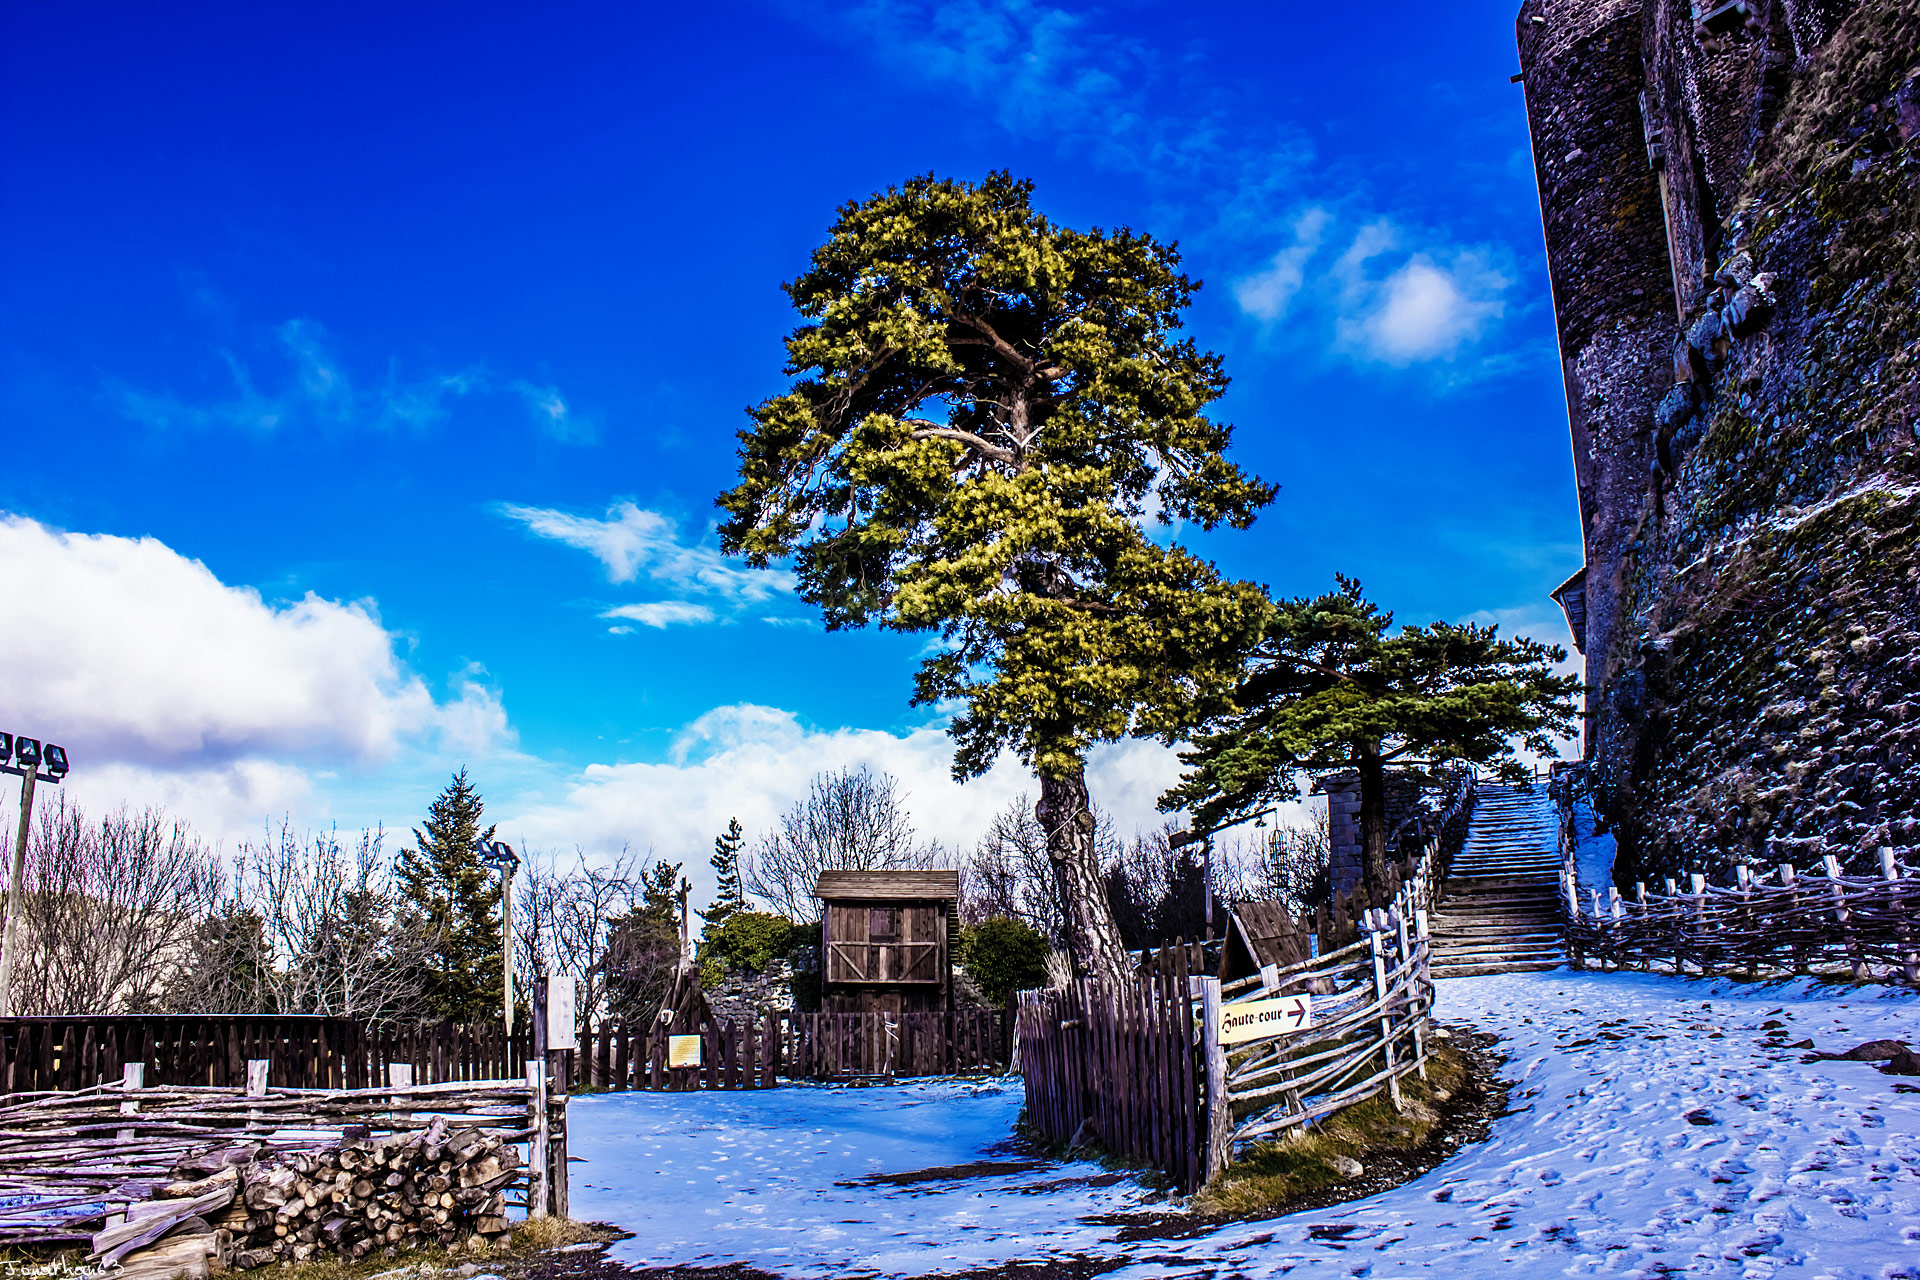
1014;774;1464;1191
1563;847;1920;982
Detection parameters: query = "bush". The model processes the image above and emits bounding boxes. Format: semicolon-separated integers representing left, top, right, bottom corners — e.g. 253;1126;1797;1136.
698;911;797;982
959;917;1050;1007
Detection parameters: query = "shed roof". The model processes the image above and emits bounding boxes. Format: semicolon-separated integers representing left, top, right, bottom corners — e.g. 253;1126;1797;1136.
1219;898;1313;982
815;869;960;901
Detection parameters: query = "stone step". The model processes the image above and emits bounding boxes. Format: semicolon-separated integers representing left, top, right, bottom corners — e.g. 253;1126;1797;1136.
1433;942;1564;957
1442;892;1561;907
1430;921;1562;938
1432;959;1565;978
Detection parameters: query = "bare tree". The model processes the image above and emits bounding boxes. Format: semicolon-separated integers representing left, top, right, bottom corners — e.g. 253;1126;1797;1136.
745;767;938;920
551;847;640;1026
1255;813;1331;917
10;795;223;1015
604;858;686;1024
514;845;663;1028
167;820;432;1021
962;792;1070;945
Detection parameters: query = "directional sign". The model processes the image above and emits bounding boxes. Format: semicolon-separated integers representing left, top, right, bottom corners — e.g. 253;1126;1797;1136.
1216;994;1313;1045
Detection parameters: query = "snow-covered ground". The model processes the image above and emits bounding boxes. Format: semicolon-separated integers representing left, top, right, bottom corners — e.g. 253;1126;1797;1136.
569;970;1920;1278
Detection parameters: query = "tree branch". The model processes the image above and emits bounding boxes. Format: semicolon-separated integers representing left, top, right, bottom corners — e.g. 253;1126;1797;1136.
906;422;1020;467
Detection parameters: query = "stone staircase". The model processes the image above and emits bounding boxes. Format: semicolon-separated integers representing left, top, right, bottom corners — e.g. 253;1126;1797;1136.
1429;782;1565;978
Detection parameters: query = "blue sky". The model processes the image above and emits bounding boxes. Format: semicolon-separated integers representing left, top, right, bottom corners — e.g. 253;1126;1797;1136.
0;0;1577;890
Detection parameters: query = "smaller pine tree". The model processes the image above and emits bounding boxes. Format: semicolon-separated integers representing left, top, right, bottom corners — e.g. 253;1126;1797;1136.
704;817;748;925
395;768;503;1024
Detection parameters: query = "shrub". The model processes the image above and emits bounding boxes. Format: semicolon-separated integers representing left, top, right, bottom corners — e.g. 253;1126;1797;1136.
698;911;796;981
959;917;1051;1007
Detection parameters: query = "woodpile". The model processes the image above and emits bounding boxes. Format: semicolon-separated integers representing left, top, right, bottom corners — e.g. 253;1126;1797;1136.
95;1117;523;1279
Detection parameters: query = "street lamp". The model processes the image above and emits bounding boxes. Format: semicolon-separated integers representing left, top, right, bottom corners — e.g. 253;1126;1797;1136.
0;733;67;1017
478;839;520;1039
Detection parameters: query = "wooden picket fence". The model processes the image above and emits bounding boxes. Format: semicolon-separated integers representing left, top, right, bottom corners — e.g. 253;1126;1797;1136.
575;1014;784;1091
1565;848;1920;982
1015;941;1206;1193
0;1016;534;1095
565;1008;1006;1090
790;1008;1005;1079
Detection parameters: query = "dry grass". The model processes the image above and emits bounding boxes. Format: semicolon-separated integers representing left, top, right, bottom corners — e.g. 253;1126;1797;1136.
1192;1043;1472;1217
207;1218;610;1280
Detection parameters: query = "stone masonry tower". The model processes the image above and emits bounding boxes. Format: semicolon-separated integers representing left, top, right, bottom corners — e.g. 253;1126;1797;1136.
1514;0;1920;883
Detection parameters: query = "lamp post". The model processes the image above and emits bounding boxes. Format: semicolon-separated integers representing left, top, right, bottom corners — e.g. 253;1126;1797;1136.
0;735;68;1017
479;839;520;1038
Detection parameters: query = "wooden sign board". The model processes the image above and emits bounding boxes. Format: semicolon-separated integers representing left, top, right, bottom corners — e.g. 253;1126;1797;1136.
546;976;577;1050
667;1034;703;1068
1217;994;1312;1045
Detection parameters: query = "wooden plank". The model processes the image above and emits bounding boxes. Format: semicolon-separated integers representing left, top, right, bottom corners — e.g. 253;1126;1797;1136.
814;870;960;901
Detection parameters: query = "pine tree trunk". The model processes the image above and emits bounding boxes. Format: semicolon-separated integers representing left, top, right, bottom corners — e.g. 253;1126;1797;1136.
1035;764;1132;984
1356;739;1390;900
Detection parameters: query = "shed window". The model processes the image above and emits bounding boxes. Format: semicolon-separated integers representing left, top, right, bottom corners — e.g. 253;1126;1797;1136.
869;907;899;940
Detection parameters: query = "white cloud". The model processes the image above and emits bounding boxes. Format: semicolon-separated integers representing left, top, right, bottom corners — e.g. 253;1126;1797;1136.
601;602;715;629
499;502;794;628
1234;207;1329;322
510;380;596;445
1234;214;1513;369
1332;223;1509;364
496;704;1189;906
112;319;483;434
0;515;512;840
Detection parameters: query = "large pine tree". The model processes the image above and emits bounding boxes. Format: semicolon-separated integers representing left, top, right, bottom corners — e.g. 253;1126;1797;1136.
717;172;1273;982
396;768;503;1023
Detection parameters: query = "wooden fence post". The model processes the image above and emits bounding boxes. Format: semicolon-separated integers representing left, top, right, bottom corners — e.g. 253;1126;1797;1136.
1563;870;1583;968
1688;873;1710;975
1394;903;1427;1081
1778;864;1808;974
1199;976;1227;1182
1368;913;1404;1114
116;1060;143;1143
527;1059;550;1220
1825;854;1866;979
1882;846;1919;983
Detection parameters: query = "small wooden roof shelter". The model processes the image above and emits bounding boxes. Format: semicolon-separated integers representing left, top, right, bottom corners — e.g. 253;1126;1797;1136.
1217;899;1317;987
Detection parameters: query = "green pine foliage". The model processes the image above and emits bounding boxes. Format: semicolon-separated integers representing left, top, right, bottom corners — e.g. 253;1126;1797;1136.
705;817;748;925
716;170;1274;782
395;768;503;1024
716;171;1275;979
1164;577;1580;893
959;917;1051;1008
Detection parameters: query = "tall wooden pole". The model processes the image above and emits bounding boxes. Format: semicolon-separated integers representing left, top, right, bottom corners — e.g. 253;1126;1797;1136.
502;865;515;1037
0;770;38;1017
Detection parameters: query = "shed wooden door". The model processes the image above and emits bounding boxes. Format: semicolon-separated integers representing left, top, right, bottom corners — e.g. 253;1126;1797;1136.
825;902;944;984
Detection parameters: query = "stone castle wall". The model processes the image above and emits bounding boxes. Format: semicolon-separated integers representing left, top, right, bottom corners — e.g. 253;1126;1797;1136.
1520;0;1920;883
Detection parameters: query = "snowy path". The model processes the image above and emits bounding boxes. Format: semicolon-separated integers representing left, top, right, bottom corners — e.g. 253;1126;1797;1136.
569;970;1920;1278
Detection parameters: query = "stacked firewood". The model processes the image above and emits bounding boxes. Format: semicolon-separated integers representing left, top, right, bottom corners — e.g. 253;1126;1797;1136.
94;1117;523;1278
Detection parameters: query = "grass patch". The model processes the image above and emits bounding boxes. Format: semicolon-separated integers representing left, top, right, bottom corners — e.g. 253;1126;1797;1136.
4;1218;616;1280
1192;1041;1474;1217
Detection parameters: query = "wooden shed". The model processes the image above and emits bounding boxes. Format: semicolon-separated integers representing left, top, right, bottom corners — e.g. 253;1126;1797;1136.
815;870;960;1016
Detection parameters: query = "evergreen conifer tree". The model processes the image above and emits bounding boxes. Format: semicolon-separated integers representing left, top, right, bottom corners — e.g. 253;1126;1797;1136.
395;768;503;1023
705;817;748;925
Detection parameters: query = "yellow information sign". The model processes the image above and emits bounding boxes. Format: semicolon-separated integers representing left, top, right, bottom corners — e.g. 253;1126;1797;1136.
667;1033;703;1068
1216;994;1312;1045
